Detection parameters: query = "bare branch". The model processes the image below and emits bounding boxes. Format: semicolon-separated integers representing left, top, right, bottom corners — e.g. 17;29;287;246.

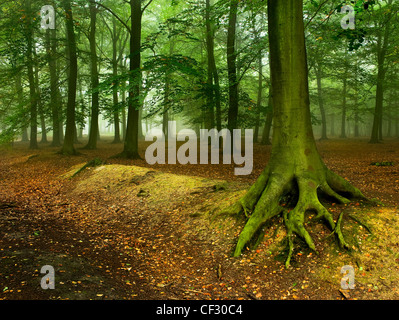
304;0;330;29
90;0;131;34
142;0;154;13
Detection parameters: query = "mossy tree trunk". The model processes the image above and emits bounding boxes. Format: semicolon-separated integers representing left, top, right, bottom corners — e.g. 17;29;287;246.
224;0;366;267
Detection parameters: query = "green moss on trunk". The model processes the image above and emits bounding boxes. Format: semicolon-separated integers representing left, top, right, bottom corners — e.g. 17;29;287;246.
222;0;368;267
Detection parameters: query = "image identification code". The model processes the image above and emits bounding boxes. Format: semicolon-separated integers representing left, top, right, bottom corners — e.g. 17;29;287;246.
156;304;243;317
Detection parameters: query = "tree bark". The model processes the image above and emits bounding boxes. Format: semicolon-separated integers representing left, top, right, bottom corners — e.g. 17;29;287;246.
25;0;38;149
85;2;100;150
260;91;272;145
60;0;78;155
222;0;366;267
112;17;122;144
205;0;217;130
15;69;29;142
227;0;239;132
32;46;47;144
370;6;392;143
46;28;62;147
353;61;360;138
316;64;327;140
122;0;142;159
254;53;263;143
340;67;347;139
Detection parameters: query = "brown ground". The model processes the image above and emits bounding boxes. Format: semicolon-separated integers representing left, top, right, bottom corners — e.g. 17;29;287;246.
0;138;398;300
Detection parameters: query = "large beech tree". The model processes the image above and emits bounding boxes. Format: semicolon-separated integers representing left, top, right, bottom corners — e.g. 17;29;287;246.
225;0;367;267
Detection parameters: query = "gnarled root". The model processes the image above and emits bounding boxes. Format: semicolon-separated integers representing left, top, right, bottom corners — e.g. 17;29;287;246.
229;165;367;267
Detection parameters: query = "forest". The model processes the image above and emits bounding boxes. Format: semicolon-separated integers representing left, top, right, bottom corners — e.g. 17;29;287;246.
0;0;399;302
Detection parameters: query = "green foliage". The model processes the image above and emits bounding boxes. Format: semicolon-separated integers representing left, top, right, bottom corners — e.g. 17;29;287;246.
0;0;398;146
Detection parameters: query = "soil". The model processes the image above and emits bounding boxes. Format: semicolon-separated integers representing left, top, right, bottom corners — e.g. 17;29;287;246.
1;138;398;300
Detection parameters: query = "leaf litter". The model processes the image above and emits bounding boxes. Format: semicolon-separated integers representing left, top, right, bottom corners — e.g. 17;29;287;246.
0;138;398;300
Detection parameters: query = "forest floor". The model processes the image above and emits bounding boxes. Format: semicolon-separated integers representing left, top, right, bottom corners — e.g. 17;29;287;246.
1;137;399;300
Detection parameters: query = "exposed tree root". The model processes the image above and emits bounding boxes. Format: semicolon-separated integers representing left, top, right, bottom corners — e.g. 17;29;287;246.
222;164;368;267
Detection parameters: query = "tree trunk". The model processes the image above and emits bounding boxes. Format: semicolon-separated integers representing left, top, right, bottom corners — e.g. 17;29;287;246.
85;2;100;150
316;65;327;140
340;72;347;138
15;69;29;142
386;105;391;138
122;0;142;159
112;18;122;144
223;0;366;267
121;84;127;141
162;40;174;138
370;10;391;143
60;0;78;155
254;53;263;143
353;62;360;138
330;113;335;136
354;106;359;138
261;86;273;145
227;0;239;132
46;28;61;147
162;76;169;138
33;47;47;144
205;0;217;130
25;0;38;150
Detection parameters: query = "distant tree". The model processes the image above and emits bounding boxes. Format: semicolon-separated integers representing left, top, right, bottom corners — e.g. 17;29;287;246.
85;1;100;150
60;0;78;155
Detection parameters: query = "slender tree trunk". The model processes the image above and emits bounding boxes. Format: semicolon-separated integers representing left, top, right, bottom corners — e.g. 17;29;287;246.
25;0;38;149
121;84;127;141
162;76;169;138
206;0;222;131
122;0;142;159
213;67;222;131
205;0;217;130
61;0;78;155
254;53;263;143
354;62;360;138
370;11;391;143
227;0;239;132
112;18;122;144
15;69;29;142
85;2;100;149
261;91;272;145
33;47;47;144
46;28;61;146
340;73;347;139
316;65;327;140
162;40;174;138
354;106;359;138
22;128;29;142
330;113;335;136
